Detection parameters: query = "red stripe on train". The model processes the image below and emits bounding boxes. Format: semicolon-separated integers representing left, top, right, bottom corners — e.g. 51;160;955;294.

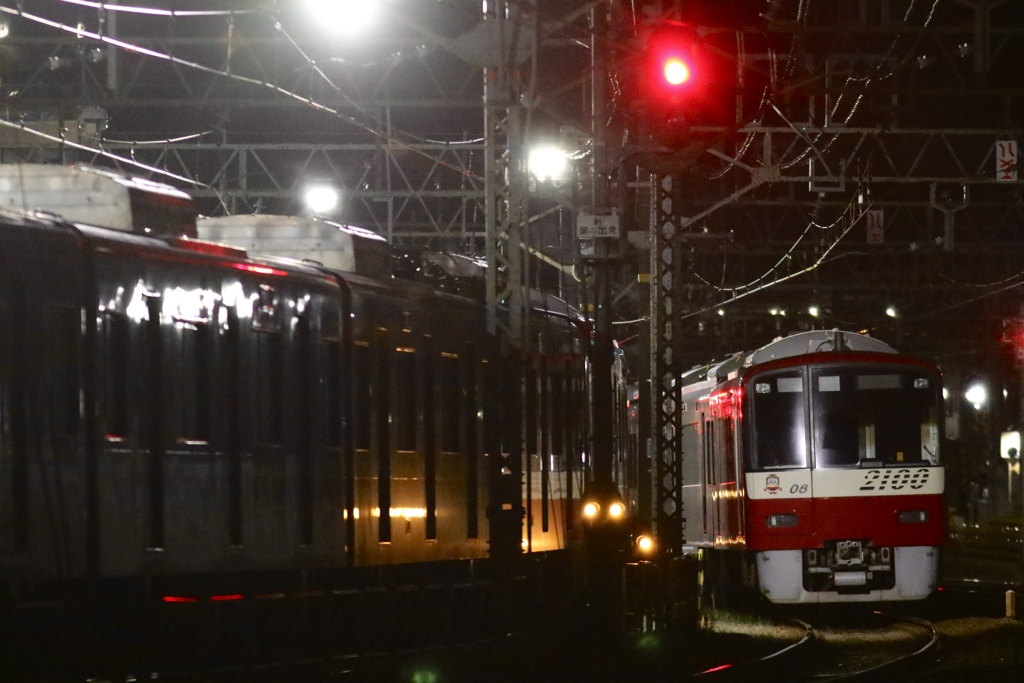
745;493;945;551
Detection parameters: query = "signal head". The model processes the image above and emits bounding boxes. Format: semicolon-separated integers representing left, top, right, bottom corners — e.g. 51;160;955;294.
644;24;698;96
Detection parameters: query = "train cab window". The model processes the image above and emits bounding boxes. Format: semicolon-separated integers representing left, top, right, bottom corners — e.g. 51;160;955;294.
748;370;807;470
812;367;941;468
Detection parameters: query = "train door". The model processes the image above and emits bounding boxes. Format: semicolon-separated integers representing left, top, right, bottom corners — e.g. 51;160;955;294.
702;408;717;544
746;368;814;531
713;391;742;544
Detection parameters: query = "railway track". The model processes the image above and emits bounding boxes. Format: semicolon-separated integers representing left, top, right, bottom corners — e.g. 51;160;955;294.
693;611;941;682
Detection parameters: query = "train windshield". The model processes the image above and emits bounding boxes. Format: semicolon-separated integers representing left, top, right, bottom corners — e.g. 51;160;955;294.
748;369;808;469
811;366;941;468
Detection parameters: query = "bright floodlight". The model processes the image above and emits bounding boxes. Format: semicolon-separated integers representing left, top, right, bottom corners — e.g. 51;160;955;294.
0;21;9;39
965;383;987;410
885;306;898;318
528;146;569;183
304;184;340;215
304;0;378;34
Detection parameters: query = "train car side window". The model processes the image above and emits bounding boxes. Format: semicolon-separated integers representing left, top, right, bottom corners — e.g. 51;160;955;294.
221;303;243;547
525;366;538;457
748;369;807;470
45;304;82;435
464;344;479;539
395;346;417;451
1;280;29;551
550;369;564;458
253;322;284;445
101;312;131;440
252;284;283;445
251;284;282;333
353;342;370;450
321;305;343;448
175;320;211;444
423;335;437;540
440;354;460;453
375;338;392;543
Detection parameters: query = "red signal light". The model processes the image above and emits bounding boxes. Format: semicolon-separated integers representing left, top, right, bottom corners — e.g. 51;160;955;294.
662;57;691;86
622;21;740;144
642;25;698;100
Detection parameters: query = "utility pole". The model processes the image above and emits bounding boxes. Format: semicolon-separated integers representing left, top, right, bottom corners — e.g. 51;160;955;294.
589;2;615;490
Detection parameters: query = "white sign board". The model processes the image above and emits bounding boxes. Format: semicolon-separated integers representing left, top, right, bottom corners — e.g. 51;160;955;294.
997;140;1018;182
1001;431;1021;460
577;210;620;239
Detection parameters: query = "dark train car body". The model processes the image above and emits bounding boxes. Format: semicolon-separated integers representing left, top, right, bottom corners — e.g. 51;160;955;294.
678;331;945;604
0;211;492;584
0;181;585;655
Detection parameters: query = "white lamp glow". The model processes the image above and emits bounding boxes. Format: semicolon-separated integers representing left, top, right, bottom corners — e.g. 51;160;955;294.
304;184;340;215
304;0;379;34
528;146;569;183
964;383;987;410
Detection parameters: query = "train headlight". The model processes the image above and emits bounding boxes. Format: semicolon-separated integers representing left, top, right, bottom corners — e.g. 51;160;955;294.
608;501;626;520
766;513;799;528
582;501;600;520
636;534;656;556
898;509;930;524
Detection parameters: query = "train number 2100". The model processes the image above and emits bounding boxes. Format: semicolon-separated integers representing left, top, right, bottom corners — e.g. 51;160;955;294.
859;468;931;491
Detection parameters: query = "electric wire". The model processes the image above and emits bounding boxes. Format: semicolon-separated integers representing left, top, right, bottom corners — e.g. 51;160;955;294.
55;0;259;17
0;5;485;184
679;201;872;322
0;117;210;189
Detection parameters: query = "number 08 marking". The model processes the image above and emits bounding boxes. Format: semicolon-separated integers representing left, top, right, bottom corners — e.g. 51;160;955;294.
789;484;808;494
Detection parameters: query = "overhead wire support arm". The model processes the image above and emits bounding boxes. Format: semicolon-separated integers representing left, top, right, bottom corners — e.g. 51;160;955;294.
482;0;529;345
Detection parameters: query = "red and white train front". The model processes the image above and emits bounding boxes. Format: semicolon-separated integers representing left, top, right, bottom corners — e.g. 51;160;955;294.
680;331;945;604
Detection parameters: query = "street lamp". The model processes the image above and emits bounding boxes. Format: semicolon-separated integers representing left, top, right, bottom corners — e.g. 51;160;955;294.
528;145;569;184
965;383;987;410
303;0;379;34
303;183;340;216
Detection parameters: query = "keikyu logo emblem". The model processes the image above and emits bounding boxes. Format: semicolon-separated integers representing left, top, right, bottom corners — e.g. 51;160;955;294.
765;473;781;495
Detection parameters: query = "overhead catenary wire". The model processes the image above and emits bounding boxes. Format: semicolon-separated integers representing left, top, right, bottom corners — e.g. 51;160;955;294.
0;118;210;189
0;5;485;184
693;190;862;294
54;0;259;17
680;199;873;322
